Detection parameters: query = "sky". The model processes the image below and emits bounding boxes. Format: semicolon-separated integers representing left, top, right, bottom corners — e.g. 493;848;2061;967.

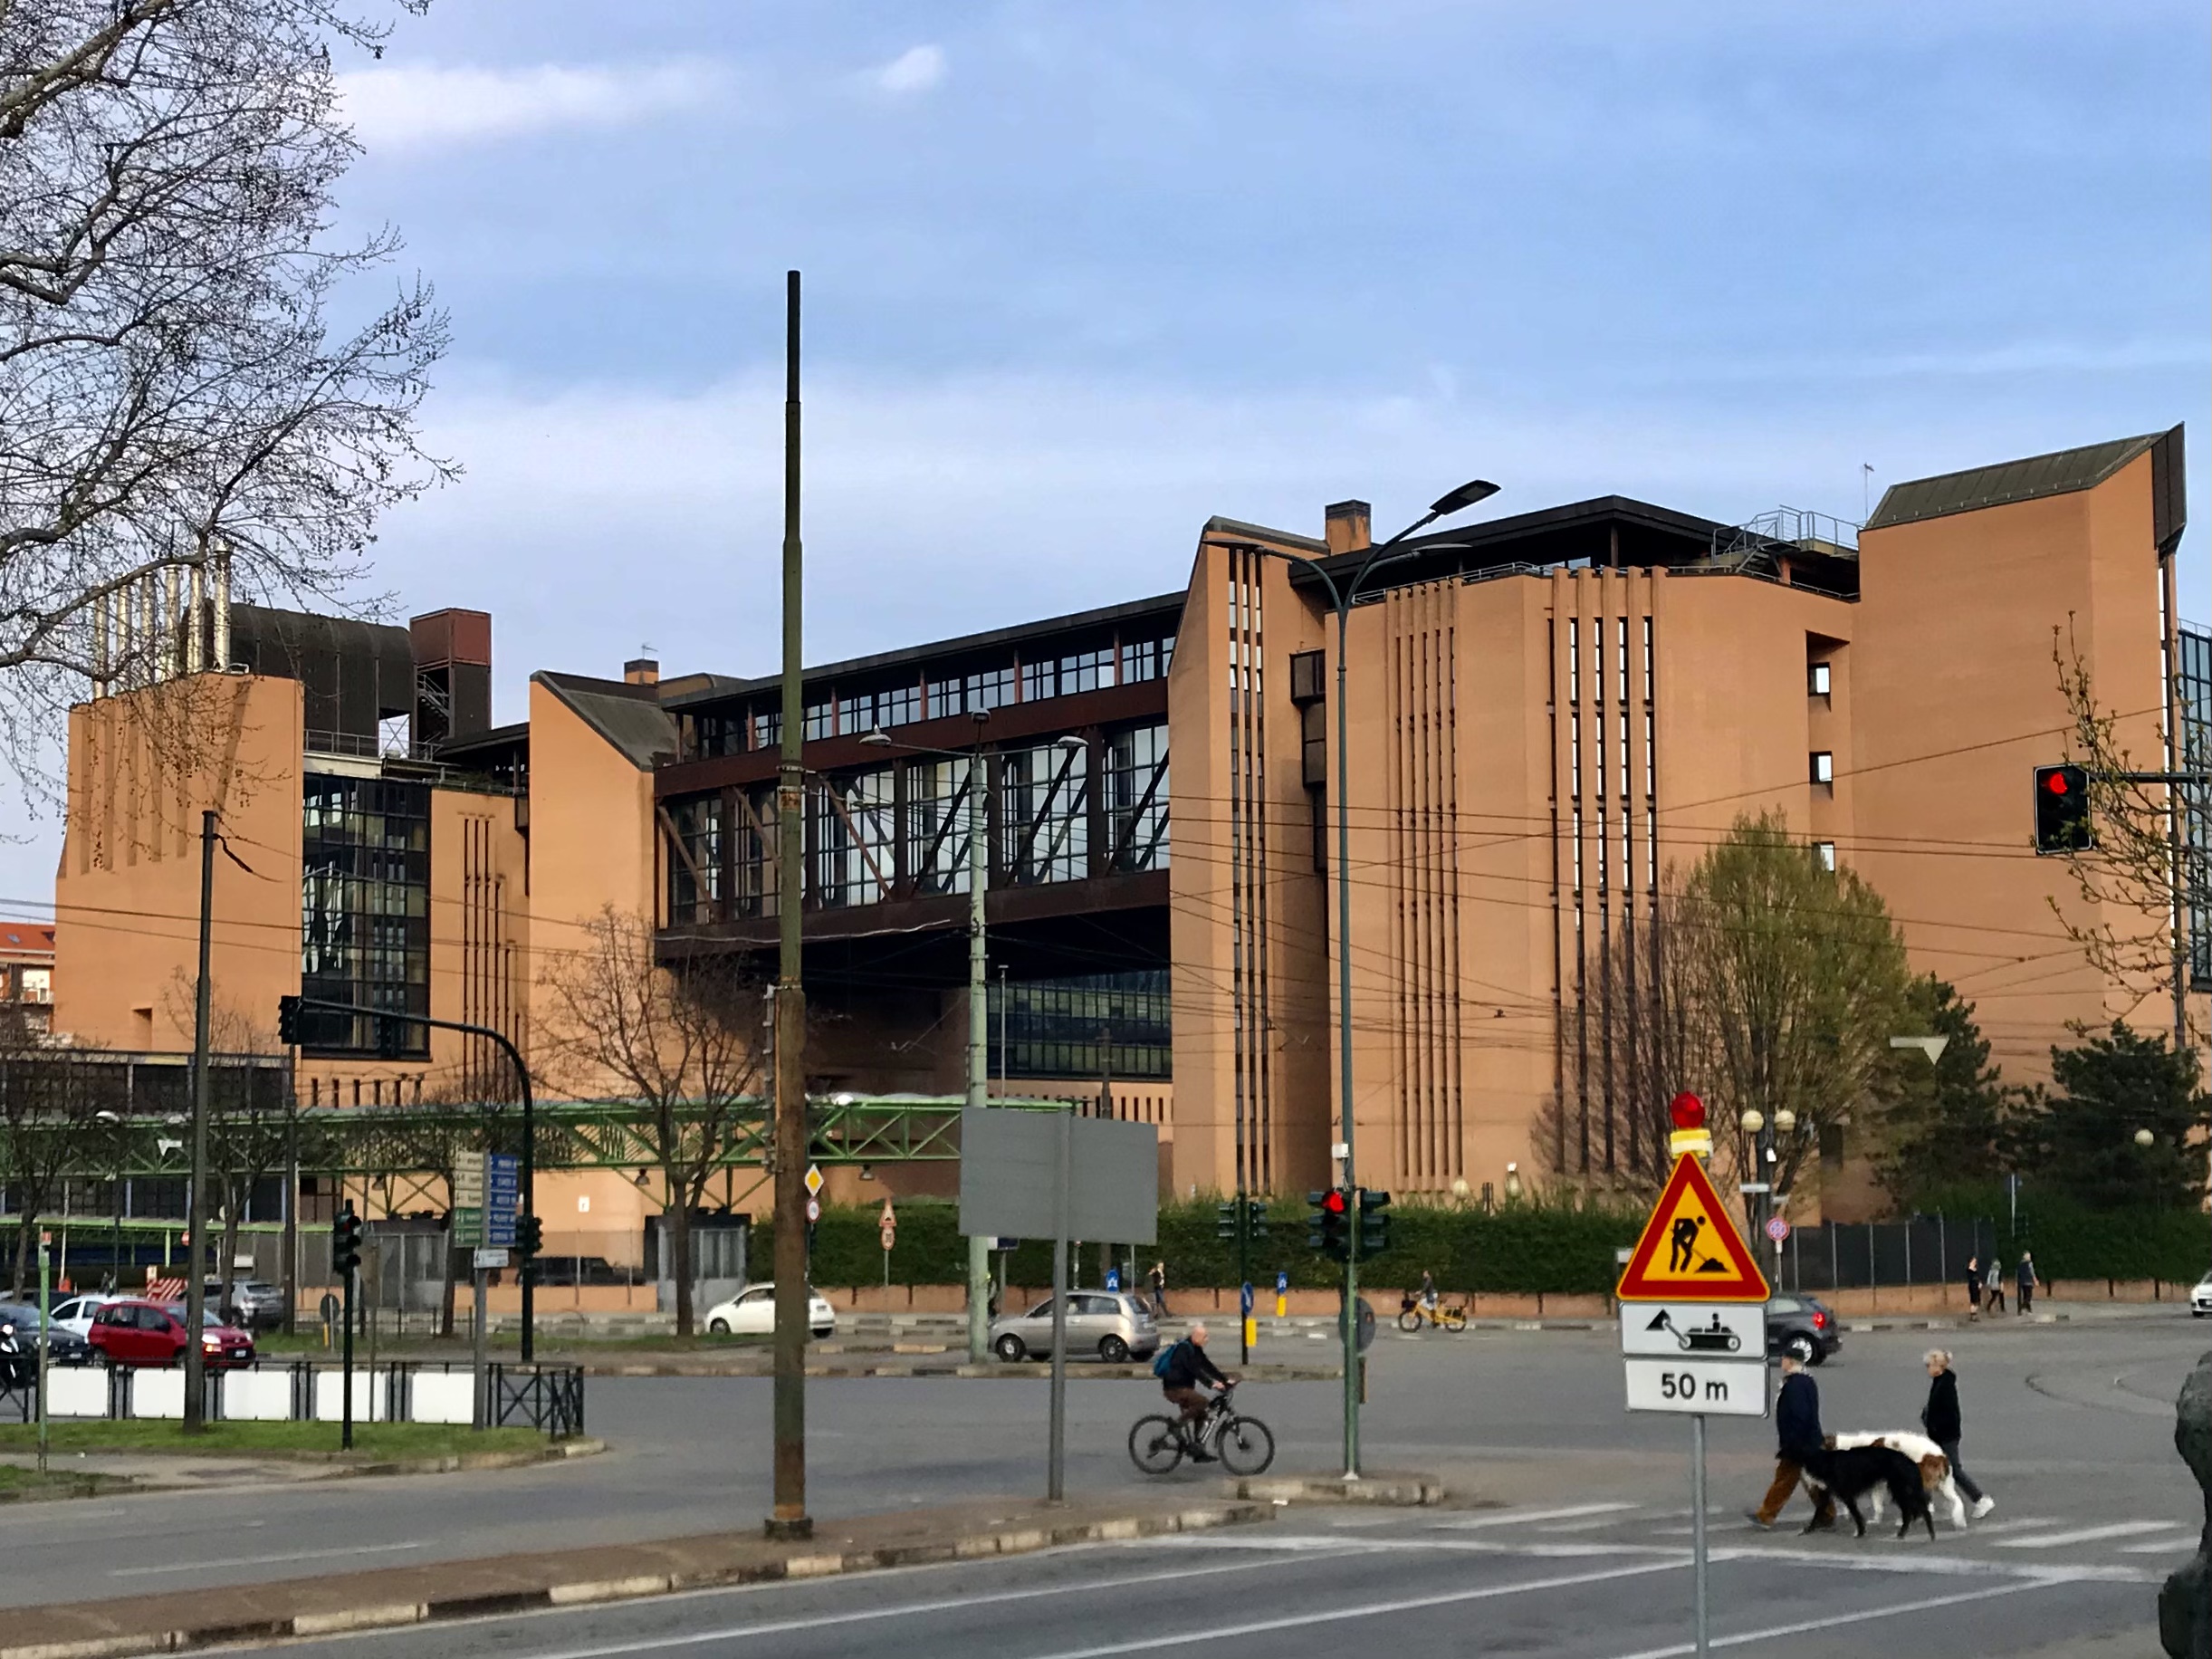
3;0;2207;904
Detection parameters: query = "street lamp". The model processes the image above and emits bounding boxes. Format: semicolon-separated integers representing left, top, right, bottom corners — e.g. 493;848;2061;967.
1205;477;1499;1480
1504;1163;1523;1202
2135;1127;2157;1149
857;722;1083;1362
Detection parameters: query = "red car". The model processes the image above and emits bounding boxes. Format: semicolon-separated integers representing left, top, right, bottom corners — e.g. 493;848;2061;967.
87;1299;255;1368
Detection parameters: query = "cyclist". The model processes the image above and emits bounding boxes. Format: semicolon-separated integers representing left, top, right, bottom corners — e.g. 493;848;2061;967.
1419;1269;1439;1323
1159;1321;1234;1461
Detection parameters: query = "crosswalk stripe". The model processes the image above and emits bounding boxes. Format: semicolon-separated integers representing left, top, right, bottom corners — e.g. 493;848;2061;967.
2118;1535;2198;1555
1995;1521;2178;1549
1964;1518;2059;1536
1433;1501;1641;1530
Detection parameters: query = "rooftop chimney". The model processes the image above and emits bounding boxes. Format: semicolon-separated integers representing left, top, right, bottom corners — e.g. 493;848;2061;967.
1325;500;1372;556
624;657;659;686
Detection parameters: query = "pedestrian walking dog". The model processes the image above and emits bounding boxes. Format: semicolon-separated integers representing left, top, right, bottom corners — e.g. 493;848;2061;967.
1828;1431;1968;1529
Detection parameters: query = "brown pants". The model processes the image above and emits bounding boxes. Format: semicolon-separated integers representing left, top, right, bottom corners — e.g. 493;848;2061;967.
1755;1457;1836;1526
1163;1386;1209;1425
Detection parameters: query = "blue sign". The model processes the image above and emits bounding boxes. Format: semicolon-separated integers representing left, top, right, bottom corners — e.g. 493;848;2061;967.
1105;1267;1121;1291
1275;1270;1288;1295
1240;1281;1254;1315
484;1153;520;1245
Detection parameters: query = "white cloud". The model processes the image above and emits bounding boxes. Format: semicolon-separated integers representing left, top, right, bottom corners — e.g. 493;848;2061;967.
338;62;722;152
873;45;947;95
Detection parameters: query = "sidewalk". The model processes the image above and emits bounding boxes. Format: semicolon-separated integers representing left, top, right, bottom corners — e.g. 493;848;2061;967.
0;1492;1270;1659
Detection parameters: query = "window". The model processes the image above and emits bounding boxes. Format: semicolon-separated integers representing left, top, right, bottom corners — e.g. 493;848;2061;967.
300;774;429;1055
1020;658;1053;702
906;758;975;897
666;794;723;924
1814;841;1836;871
1567;620;1579;704
876;684;921;728
1810;751;1834;785
1001;741;1088;884
809;769;895;908
837;692;875;737
1120;636;1175;684
1808;661;1832;696
692;711;746;759
967;666;1014;712
1105;724;1169;872
752;707;781;749
802;699;835;741
988;970;1172;1079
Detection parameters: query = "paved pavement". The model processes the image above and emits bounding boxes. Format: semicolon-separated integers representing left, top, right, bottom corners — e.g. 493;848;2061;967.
2;1307;2195;1654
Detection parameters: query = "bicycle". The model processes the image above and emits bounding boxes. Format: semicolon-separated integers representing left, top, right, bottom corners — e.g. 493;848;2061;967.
1396;1297;1468;1333
1128;1381;1275;1476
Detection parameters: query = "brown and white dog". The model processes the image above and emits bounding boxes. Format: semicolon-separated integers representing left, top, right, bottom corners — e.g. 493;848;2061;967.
1819;1432;1967;1529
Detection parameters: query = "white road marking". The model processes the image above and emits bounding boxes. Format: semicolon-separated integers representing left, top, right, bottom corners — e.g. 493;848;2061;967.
1025;1559;1688;1659
2118;1534;2199;1555
1604;1577;2072;1657
1995;1520;2178;1549
476;1551;1364;1659
1963;1517;2060;1536
1539;1516;1641;1533
1432;1501;1641;1530
110;1541;421;1577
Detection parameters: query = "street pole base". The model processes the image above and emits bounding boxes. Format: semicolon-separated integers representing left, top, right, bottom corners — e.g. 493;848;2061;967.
763;1514;814;1541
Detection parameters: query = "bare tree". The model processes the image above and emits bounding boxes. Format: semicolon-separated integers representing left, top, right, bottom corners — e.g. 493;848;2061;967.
2049;624;2202;1043
159;975;293;1301
537;909;763;1337
0;1025;124;1295
0;0;450;782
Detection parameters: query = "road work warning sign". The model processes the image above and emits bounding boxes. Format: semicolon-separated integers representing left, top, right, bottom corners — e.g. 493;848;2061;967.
1615;1153;1770;1302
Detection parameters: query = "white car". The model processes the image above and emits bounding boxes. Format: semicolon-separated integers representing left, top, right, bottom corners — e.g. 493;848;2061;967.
2191;1273;2212;1318
704;1283;836;1339
46;1293;120;1340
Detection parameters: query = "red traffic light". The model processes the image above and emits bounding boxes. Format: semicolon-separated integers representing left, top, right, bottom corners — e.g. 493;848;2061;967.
1669;1091;1705;1131
2044;771;2070;796
1322;1188;1348;1215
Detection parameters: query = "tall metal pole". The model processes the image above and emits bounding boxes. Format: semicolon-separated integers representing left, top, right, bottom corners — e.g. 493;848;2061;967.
1334;602;1359;1479
1047;1103;1071;1502
768;268;812;1539
966;731;991;1364
1691;1414;1710;1657
183;809;216;1430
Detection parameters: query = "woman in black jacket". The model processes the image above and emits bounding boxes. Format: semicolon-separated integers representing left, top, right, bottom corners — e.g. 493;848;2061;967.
1922;1349;1994;1518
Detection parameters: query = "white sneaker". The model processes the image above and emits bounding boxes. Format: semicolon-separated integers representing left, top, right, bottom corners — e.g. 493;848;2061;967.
1971;1496;1996;1520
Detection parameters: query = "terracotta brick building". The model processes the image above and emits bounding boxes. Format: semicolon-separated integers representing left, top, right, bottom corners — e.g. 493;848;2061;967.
47;427;2198;1252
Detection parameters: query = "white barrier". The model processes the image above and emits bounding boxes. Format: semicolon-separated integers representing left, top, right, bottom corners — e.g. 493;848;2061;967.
311;1369;388;1423
220;1369;293;1422
45;1368;107;1419
129;1369;184;1419
409;1370;474;1425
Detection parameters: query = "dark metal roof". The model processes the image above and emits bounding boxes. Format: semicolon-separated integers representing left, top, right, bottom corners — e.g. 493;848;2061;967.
1864;429;2170;532
532;673;679;770
434;721;528;759
660;590;1185;711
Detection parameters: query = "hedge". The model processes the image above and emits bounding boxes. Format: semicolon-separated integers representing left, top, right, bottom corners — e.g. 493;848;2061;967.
1908;1182;2210;1285
758;1194;1646;1298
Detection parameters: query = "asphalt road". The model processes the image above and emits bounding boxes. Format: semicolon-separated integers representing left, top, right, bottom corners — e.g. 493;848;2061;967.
7;1310;2199;1655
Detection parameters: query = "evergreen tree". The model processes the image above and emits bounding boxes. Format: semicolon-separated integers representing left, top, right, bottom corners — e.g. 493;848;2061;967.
1871;977;2028;1203
2019;1021;2205;1210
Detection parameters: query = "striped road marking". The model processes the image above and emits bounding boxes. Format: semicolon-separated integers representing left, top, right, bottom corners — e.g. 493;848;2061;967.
1995;1521;2179;1549
1432;1501;1641;1530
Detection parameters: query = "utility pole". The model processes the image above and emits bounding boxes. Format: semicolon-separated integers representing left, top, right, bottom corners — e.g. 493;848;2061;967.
965;716;991;1365
183;809;216;1430
767;269;812;1540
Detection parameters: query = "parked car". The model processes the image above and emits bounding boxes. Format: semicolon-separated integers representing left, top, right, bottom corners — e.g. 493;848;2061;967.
703;1283;836;1339
211;1280;288;1331
46;1292;119;1340
991;1290;1160;1364
0;1302;93;1367
1764;1294;1842;1366
87;1299;254;1368
2191;1271;2212;1317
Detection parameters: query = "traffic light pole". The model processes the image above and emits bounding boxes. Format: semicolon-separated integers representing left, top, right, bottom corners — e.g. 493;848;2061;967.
282;997;537;1359
339;1203;356;1452
1236;1187;1250;1366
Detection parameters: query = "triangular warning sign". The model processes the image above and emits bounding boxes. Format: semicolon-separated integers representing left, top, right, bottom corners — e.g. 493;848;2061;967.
1616;1154;1770;1302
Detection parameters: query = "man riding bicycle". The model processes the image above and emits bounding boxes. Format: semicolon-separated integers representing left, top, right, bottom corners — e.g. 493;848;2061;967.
1158;1321;1234;1462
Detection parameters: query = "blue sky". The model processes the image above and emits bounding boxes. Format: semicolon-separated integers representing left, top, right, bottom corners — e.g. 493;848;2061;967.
5;0;2207;900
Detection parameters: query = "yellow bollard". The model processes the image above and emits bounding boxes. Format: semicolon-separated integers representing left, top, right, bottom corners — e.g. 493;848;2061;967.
1243;1316;1257;1352
1274;1292;1286;1319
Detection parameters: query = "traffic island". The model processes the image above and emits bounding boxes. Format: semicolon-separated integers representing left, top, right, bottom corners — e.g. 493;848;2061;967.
1237;1470;1446;1506
0;1493;1273;1659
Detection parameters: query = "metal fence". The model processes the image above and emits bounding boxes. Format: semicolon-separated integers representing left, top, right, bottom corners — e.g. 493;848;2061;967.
492;1363;585;1437
3;1360;584;1434
1776;1217;2013;1293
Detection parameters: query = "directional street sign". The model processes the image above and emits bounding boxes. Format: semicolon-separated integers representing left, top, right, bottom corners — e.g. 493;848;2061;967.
1623;1357;1768;1417
453;1150;486;1248
1620;1301;1767;1358
485;1152;519;1248
1615;1154;1771;1302
473;1247;510;1271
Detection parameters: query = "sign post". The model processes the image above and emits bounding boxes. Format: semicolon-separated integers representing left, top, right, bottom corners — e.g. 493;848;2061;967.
35;1232;51;1476
1616;1094;1770;1659
879;1198;896;1290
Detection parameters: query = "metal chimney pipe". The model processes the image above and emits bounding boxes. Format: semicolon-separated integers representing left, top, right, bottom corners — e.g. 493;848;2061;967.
186;561;205;675
212;546;231;672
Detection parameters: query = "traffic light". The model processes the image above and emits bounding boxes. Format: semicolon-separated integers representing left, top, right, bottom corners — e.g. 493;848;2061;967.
331;1203;362;1279
514;1212;543;1261
1216;1202;1238;1242
2034;764;2092;854
1307;1187;1351;1261
277;994;302;1046
1358;1188;1392;1255
1244;1198;1269;1241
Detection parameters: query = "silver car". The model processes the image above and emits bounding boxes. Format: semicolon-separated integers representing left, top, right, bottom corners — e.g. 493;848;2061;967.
991;1290;1159;1364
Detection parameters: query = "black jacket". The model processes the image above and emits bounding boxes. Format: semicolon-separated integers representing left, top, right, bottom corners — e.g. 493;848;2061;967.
1161;1338;1226;1391
1922;1369;1962;1443
1776;1371;1823;1461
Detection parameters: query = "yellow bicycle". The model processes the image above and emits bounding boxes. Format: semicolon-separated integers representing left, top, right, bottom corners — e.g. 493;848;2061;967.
1397;1297;1468;1333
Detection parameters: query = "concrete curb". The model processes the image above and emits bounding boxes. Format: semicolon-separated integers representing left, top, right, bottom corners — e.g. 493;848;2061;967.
0;1439;603;1506
0;1500;1269;1659
1239;1470;1446;1506
584;1360;1344;1381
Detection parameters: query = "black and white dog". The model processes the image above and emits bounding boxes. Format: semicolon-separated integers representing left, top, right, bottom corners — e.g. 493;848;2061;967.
1797;1443;1936;1540
1831;1431;1968;1530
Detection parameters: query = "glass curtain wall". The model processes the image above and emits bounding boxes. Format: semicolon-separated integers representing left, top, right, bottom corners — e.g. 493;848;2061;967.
300;774;430;1054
